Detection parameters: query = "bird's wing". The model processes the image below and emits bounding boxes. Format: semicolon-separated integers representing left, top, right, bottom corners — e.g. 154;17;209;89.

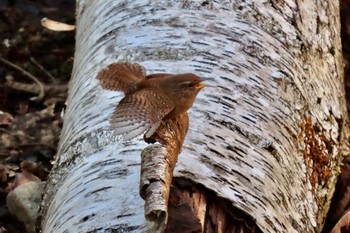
146;73;172;79
110;89;175;140
97;62;146;93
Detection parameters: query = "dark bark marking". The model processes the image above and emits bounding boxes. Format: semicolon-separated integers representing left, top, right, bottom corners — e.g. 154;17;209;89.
89;158;116;170
90;186;112;195
80;213;96;223
230;169;251;184
241;114;257;124
100;168;129;179
116;213;134;218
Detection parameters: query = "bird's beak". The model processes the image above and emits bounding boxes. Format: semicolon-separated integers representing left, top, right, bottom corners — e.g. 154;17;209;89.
195;82;208;89
195;77;214;89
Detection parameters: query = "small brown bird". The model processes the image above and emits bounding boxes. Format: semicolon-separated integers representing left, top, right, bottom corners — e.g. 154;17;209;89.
97;62;211;140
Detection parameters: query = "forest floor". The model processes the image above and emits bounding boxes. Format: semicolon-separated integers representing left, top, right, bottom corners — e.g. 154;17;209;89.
0;0;350;233
0;1;74;232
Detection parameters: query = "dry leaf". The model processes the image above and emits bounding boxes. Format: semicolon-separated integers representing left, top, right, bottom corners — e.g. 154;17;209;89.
41;17;75;31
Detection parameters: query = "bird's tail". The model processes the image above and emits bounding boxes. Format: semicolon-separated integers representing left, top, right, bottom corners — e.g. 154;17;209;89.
96;62;146;93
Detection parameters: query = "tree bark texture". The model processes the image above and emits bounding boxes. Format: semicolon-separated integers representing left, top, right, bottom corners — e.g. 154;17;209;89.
39;1;348;233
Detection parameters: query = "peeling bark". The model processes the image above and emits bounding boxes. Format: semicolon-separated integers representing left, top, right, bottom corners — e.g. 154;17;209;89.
39;0;348;233
140;112;189;227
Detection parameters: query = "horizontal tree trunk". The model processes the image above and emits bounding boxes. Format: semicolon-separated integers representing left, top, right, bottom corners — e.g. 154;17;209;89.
39;0;348;233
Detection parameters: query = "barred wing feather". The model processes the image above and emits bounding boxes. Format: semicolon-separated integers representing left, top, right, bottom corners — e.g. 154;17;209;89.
110;89;174;140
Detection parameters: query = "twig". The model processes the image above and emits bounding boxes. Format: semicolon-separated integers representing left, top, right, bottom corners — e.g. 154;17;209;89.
30;57;56;82
0;57;45;102
0;128;35;140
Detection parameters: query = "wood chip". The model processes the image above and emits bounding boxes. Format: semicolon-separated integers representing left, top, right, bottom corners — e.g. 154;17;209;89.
41;17;75;31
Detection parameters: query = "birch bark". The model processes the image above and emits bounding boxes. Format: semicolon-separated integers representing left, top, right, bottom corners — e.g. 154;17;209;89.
39;1;348;233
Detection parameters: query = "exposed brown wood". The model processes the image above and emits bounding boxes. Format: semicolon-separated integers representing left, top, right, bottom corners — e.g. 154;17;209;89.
166;179;261;233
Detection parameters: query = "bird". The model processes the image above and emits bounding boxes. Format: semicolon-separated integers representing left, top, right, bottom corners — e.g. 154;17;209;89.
97;62;211;141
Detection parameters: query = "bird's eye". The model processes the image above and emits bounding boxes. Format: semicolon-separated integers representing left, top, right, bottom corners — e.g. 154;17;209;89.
187;82;195;87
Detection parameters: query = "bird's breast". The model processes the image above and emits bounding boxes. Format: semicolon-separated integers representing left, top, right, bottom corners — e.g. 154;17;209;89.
165;97;193;119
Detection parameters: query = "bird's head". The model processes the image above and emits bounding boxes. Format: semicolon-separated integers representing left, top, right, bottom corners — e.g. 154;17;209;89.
161;73;212;111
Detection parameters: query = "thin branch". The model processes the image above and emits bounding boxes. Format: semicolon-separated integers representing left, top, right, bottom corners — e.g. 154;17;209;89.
0;128;35;141
30;57;56;82
0;57;45;102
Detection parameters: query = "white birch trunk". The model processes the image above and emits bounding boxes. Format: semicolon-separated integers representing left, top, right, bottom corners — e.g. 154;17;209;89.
39;0;348;233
